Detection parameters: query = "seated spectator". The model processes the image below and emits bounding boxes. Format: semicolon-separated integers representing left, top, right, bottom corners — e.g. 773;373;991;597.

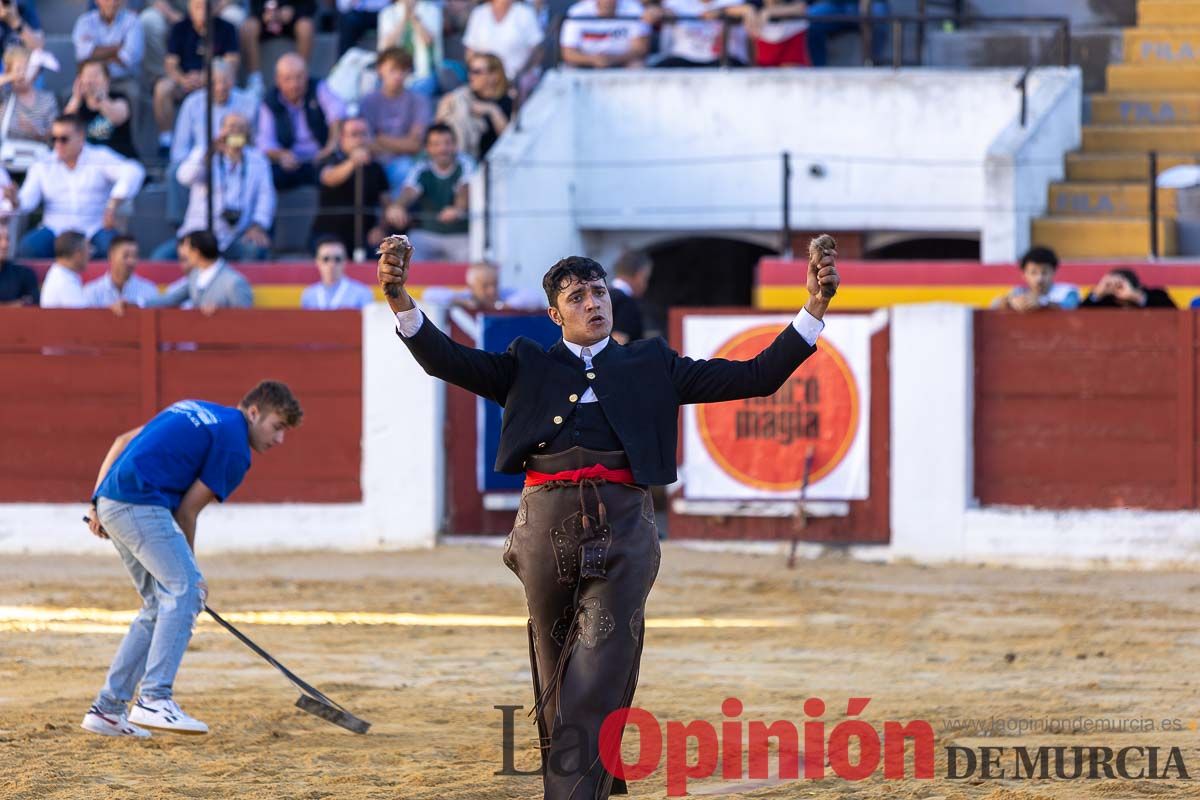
0;1;44;58
754;0;811;66
313;116;402;253
392;123;470;262
154;0;240;154
0;46;58;149
39;231;90;309
806;0;887;67
1083;268;1176;309
72;0;145;104
609;248;651;342
560;0;651;69
423;260;543;309
138;0;186;90
147;229;253;311
156;112;276;261
336;0;392;55
435;52;512;162
301;235;375;309
647;0;758;67
13;115;146;259
361;48;431;188
462;0;544;80
241;0;317;96
84;234;160;307
0;219;37;306
64;59;135;160
377;0;444;96
258;53;345;190
993;246;1079;312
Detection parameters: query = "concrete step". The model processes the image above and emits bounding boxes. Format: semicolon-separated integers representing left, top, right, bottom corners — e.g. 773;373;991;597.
1108;62;1200;91
1048;182;1179;217
1089;93;1200;124
1081;124;1200;152
1139;0;1200;27
1031;215;1178;258
1066;152;1200;181
1123;27;1200;63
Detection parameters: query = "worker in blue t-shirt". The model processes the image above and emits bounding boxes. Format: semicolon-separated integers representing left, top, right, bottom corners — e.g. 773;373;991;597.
80;381;304;739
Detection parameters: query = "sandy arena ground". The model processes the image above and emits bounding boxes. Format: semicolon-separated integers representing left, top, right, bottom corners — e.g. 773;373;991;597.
3;543;1200;799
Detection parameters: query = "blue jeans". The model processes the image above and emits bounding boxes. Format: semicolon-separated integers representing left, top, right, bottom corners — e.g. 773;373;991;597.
807;0;889;66
92;498;204;714
18;226;119;259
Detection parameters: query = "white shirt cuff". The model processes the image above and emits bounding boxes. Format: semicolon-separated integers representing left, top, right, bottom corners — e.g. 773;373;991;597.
791;307;824;347
394;306;425;337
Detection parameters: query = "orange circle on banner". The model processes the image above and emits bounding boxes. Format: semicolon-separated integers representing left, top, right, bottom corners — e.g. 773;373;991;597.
697;325;859;491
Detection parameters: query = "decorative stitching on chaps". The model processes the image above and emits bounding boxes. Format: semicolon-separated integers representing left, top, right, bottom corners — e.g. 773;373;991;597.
551;517;580;585
629;607;644;643
577;597;615;649
580;522;611;580
551;605;574;646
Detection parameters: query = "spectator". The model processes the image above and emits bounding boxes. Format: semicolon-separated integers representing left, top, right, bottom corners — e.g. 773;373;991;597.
301;235;375;309
423;260;544;309
0;219;37;306
993;246;1079;312
648;0;759;67
72;0;145;103
64;59;135;160
138;0;186;89
560;0;651;68
39;231;90;309
1083;268;1176;309
462;0;544;80
0;46;58;147
754;0;811;66
435;52;511;161
609;248;650;342
157;112;276;261
154;0;240;154
148;229;253;311
377;0;444;96
392;123;470;261
13;115;146;259
806;0;887;67
361;47;431;188
313;116;401;253
336;0;392;55
0;0;44;58
83;234;159;307
258;52;345;190
241;0;316;96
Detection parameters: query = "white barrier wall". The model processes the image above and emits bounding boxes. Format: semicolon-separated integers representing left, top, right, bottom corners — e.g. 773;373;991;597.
0;304;443;554
484;67;1081;292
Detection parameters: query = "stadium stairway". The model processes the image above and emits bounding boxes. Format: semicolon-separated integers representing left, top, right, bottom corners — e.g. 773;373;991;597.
1032;0;1200;258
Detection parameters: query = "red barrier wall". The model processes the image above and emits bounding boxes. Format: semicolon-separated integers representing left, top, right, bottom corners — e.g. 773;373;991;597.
974;310;1190;510
0;309;362;503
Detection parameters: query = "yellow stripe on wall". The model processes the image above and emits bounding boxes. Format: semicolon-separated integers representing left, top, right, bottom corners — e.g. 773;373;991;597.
756;286;1200;310
249;285;465;309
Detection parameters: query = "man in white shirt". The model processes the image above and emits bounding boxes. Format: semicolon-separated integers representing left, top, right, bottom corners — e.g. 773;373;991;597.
39;231;90;308
463;0;545;80
560;0;651;68
647;0;756;66
83;234;160;307
14;115;145;259
301;236;375;310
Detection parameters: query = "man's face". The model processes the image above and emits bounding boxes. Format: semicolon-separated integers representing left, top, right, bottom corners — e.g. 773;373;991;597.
1021;261;1056;296
426;131;456;166
0;223;10;258
275;58;307;104
212;69;232;104
245;406;290;453
109;242;137;284
177;239;196;270
188;0;206;29
79;63;108;95
378;59;408;94
341;119;369;152
51;123;84;162
315;242;347;285
466;266;499;308
548;277;612;345
596;0;616;16
221;113;248;148
96;0;120;20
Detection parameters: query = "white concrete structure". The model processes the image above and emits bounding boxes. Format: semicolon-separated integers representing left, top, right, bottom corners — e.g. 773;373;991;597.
476;67;1081;288
0;304;444;554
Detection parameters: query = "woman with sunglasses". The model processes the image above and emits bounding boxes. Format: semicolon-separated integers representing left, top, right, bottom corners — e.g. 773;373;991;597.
435;52;512;162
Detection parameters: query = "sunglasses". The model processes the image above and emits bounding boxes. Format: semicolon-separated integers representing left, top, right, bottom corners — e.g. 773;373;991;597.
318;255;346;263
50;135;73;144
469;67;495;75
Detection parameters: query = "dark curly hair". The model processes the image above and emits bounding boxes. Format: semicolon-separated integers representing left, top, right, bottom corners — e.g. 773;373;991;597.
542;256;607;308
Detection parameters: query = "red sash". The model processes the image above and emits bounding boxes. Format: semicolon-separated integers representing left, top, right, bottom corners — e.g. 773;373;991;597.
524;464;635;487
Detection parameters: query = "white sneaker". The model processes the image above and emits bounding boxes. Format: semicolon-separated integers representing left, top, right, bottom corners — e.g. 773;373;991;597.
128;697;209;735
81;706;152;738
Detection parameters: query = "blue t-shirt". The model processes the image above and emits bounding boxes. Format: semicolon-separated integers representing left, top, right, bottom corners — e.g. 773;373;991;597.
95;400;252;511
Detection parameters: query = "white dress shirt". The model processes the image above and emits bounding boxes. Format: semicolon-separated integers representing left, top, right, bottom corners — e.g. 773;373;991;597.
18;145;146;238
394;306;826;400
40;263;87;308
